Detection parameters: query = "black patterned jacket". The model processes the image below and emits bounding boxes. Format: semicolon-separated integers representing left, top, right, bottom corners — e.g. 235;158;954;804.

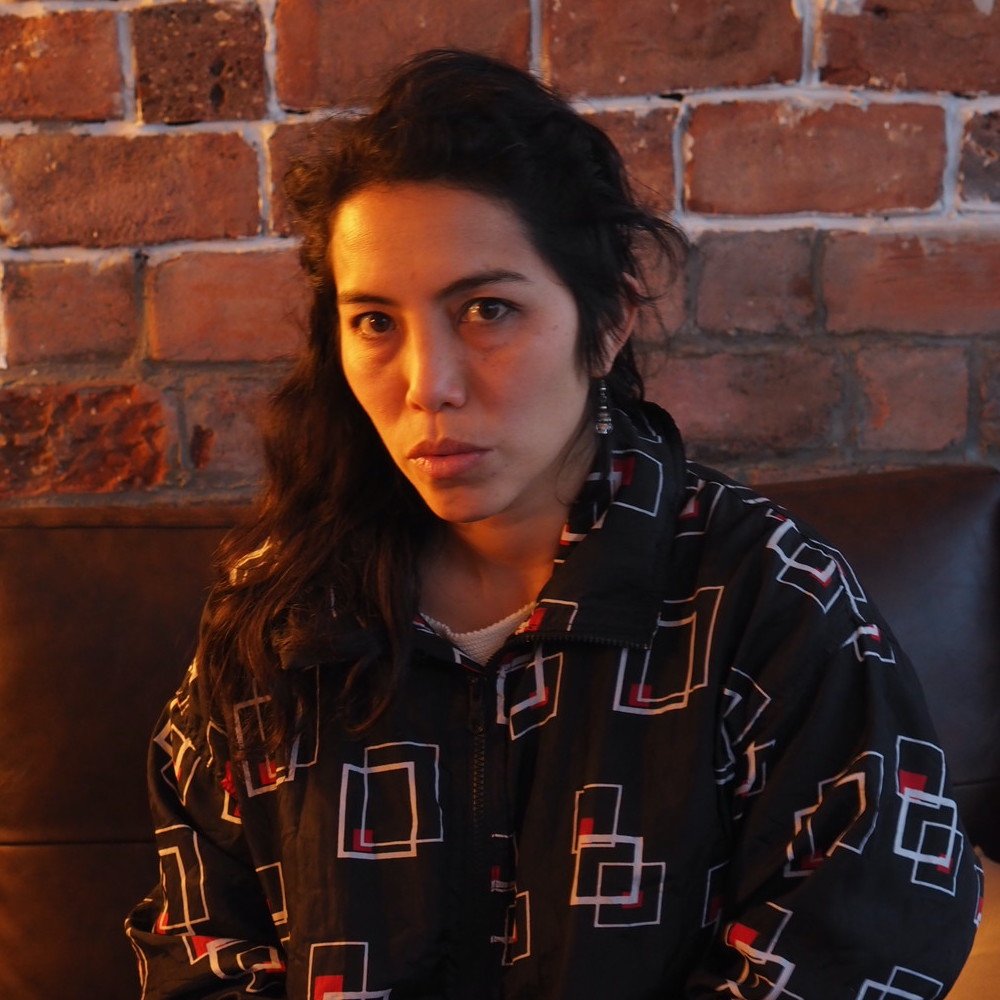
126;402;981;999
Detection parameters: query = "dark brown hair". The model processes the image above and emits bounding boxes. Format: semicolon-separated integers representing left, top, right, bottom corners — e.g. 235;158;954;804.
198;49;685;751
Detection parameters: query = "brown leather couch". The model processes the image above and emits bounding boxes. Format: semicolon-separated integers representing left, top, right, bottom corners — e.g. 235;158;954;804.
1;465;998;999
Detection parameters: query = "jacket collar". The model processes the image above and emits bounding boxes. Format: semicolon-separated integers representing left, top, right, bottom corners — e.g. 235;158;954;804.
413;401;687;663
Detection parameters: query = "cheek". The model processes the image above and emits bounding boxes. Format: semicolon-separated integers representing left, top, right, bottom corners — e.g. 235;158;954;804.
341;359;403;451
340;359;381;433
517;335;590;401
340;342;378;408
339;356;365;409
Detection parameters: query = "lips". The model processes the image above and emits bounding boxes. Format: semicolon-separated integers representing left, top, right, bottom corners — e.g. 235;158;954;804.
407;439;489;479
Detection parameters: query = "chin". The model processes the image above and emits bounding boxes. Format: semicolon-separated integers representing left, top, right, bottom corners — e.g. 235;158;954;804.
419;490;498;526
426;503;494;526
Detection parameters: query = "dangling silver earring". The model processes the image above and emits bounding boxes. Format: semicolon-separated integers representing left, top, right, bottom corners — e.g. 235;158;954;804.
595;378;613;435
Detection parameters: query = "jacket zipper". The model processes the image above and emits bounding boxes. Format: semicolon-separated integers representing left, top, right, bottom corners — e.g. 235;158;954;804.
465;669;491;996
456;633;644;994
468;670;487;855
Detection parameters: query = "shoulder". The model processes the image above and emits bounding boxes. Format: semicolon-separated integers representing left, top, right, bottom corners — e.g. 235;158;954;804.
671;461;889;656
672;461;803;569
678;461;793;539
158;656;229;756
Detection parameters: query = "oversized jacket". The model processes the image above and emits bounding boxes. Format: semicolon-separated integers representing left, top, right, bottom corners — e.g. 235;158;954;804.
126;402;981;999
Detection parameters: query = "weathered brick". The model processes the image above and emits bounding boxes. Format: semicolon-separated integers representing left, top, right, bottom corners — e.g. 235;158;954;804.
544;0;801;96
0;133;260;248
685;101;945;215
134;2;266;124
633;265;687;345
591;107;677;211
147;248;307;362
817;0;1000;95
855;346;968;451
0;12;122;122
696;230;815;334
981;346;1000;452
182;375;271;484
823;232;1000;335
275;0;531;110
267;120;316;236
1;256;138;364
960;112;1000;205
0;385;168;498
659;266;688;333
643;350;841;456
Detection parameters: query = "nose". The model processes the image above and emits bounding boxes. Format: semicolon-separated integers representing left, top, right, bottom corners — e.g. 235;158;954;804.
403;317;466;412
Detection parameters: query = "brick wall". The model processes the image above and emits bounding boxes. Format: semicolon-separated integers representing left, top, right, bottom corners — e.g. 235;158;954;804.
1;0;998;503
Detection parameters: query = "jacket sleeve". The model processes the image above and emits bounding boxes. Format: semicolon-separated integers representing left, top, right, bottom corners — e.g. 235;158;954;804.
683;535;982;998
125;661;287;999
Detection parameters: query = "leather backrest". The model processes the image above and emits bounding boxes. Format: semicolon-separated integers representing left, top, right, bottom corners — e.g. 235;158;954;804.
0;508;234;999
0;465;997;997
761;466;1000;858
0;512;231;844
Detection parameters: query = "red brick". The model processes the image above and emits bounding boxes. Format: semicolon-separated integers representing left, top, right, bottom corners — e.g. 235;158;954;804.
686;102;945;216
0;385;168;498
643;350;841;456
823;232;1000;335
134;2;266;124
621;133;689;345
267;120;316;236
981;347;1000;452
696;230;815;334
147;248;307;361
0;133;260;248
275;0;531;110
632;216;690;342
818;0;1000;95
182;375;271;484
591;107;677;212
633;266;687;345
855;346;968;452
544;0;801;96
960;112;1000;205
2;256;138;364
0;12;122;122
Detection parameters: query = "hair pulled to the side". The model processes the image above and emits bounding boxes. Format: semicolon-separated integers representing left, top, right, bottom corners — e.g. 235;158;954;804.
198;49;686;752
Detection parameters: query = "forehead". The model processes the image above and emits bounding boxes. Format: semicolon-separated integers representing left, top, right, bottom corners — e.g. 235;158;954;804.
329;183;549;290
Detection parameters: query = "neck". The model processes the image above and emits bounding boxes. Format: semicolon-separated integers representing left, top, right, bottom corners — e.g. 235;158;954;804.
420;433;594;632
418;502;563;634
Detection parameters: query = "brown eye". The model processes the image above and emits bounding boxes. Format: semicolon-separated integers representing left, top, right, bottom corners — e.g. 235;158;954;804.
463;298;513;324
353;312;394;336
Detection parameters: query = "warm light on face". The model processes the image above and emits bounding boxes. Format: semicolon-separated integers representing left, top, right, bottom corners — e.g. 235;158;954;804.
331;182;594;532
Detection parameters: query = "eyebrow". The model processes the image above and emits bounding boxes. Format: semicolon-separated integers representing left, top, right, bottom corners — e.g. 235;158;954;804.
336;268;530;306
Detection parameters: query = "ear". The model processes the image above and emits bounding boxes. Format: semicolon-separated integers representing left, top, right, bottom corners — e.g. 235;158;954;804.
594;275;639;376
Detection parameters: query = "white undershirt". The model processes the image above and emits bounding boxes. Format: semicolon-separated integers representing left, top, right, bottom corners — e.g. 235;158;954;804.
421;601;535;665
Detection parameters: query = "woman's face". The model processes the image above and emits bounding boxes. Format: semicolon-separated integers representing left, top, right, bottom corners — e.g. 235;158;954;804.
331;182;596;531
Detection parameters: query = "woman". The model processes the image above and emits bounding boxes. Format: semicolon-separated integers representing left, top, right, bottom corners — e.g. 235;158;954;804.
127;50;980;999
